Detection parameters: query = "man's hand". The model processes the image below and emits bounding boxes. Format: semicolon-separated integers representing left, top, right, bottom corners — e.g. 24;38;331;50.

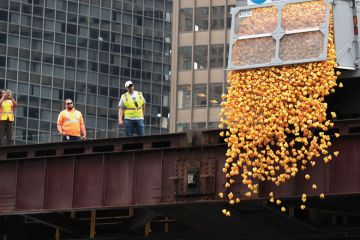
119;119;124;127
81;136;87;140
59;131;66;136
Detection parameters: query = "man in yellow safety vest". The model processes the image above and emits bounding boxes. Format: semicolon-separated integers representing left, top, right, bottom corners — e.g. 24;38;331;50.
0;89;17;145
118;81;146;136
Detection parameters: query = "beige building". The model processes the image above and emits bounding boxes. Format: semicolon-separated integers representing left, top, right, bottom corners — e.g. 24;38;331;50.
170;0;236;133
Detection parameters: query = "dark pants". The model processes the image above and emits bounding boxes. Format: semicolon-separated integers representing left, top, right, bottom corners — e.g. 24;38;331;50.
124;119;144;136
0;120;13;146
62;135;82;141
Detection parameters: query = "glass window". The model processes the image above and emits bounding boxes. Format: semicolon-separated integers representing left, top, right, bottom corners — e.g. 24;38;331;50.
19;60;29;71
0;33;6;44
10;13;20;24
193;84;207;107
76;70;87;82
33;6;43;16
43;53;53;64
65;68;75;80
210;44;224;68
67;24;77;35
54;55;64;65
179;8;193;32
7;58;18;69
192;122;206;130
211;6;224;30
78;26;88;37
41;76;52;86
7;47;16;58
43;42;54;53
0;57;5;67
53;66;64;77
30;73;41;84
68;2;78;13
18;83;28;94
7;70;17;80
209;83;222;107
31;39;42;51
55;33;65;43
44;31;54;41
177;85;191;109
18;71;29;83
20;26;31;36
40;109;51;120
76;92;86;104
29;96;40;108
10;2;20;12
80;5;89;15
8;24;19;35
227;5;235;29
31;51;42;62
194;45;208;70
176;123;190;132
54;44;65;55
33;17;43;28
78;38;88;48
41;86;52;99
90;6;100;18
45;8;55;18
30;84;40;96
178;46;192;70
8;35;19;47
195;7;209;31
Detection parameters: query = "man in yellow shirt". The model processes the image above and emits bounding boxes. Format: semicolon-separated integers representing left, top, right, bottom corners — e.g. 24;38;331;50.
0;89;17;145
57;98;87;141
118;81;146;136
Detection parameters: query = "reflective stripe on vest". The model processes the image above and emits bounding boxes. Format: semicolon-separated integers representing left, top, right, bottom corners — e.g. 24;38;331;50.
122;92;144;118
0;101;14;121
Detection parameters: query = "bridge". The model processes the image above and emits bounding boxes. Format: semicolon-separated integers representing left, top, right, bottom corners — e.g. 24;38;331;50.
1;119;360;240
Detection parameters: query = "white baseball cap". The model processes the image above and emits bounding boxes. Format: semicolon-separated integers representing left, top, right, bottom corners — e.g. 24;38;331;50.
125;81;133;88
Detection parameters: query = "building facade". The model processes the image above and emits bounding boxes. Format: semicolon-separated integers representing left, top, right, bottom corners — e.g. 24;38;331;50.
170;0;236;133
0;0;172;144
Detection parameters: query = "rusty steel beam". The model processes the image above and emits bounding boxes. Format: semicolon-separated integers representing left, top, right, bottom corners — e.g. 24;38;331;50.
0;120;359;215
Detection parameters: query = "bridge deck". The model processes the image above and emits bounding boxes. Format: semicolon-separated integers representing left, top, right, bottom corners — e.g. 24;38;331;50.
0;119;360;239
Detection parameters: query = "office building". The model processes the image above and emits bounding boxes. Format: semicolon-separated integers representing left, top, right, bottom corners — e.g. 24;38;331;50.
170;0;236;132
0;0;172;143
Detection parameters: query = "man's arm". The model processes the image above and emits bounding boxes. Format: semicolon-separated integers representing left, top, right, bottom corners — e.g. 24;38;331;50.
57;113;65;135
119;108;124;127
118;97;125;127
141;92;146;115
10;97;17;108
79;113;86;139
0;94;6;106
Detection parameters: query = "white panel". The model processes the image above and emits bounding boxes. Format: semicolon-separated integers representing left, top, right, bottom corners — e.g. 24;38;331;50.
333;0;356;70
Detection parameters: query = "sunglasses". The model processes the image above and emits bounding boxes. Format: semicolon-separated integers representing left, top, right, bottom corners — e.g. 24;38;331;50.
66;102;73;105
127;84;133;88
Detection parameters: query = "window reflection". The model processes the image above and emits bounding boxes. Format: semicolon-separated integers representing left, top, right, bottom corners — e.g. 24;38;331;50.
193;84;207;107
176;123;190;132
179;8;193;32
210;44;224;68
177;85;191;109
195;7;208;31
209;83;223;107
178;46;192;70
194;45;208;70
211;6;224;30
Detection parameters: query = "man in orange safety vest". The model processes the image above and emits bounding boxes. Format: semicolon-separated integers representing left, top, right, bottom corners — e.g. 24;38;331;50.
57;98;87;141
